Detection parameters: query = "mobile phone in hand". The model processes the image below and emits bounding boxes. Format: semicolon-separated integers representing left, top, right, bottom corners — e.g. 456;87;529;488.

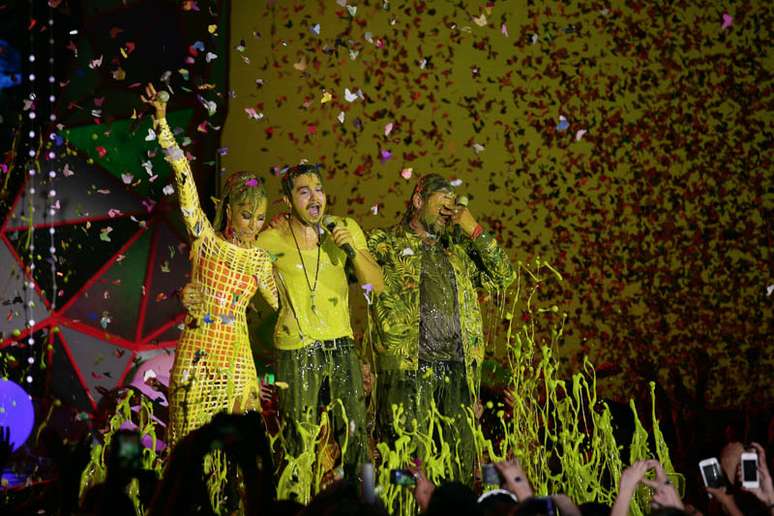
481;463;500;485
699;457;724;491
741;452;760;489
390;468;417;487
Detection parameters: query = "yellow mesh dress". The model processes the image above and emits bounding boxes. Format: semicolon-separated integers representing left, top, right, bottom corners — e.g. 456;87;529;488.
157;118;278;448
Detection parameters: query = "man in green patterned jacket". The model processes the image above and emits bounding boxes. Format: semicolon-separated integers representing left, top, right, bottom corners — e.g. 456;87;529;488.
366;174;515;483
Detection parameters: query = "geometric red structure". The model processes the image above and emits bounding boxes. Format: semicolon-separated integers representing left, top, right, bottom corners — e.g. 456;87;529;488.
1;142;190;412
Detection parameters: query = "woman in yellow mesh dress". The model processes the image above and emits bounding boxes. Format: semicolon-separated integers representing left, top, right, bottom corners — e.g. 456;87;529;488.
141;84;278;448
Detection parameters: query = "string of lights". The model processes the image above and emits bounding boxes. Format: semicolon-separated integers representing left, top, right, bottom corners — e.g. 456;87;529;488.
45;3;58;318
22;0;38;384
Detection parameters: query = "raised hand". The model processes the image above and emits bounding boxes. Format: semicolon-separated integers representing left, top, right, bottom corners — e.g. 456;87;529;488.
410;467;435;513
495;457;533;500
611;459;659;516
641;463;684;510
139;83;168;120
743;442;774;505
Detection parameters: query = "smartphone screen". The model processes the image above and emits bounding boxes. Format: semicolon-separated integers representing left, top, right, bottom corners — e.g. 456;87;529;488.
482;464;500;485
702;463;723;488
114;432;142;472
390;469;417;486
742;458;758;482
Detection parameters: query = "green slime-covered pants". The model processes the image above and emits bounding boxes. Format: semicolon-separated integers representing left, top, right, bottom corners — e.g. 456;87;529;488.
275;339;368;477
376;360;476;483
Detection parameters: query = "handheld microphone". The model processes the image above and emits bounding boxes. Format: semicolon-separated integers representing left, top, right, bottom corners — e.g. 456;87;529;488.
323;215;357;259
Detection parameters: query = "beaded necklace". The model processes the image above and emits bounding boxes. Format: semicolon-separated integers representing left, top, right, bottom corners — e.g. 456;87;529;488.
288;219;321;312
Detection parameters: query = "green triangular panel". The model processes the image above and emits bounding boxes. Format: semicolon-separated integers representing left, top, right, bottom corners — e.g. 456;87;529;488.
64;228;151;341
64;109;194;198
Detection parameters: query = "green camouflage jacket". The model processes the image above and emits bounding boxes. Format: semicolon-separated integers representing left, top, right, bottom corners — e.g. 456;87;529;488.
366;225;515;382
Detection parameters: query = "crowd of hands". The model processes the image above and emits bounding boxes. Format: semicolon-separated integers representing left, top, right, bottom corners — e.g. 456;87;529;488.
1;415;773;515
408;442;774;515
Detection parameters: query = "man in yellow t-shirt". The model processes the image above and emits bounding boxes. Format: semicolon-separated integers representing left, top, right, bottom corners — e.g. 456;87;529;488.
256;164;383;478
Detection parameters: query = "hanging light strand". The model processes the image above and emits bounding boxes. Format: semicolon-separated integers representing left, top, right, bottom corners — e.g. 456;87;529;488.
22;0;38;383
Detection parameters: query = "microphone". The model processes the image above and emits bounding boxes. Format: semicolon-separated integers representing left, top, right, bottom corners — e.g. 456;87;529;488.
323;215;356;259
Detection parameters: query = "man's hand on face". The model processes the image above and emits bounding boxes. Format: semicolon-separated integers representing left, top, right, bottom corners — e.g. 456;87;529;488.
439;204;478;237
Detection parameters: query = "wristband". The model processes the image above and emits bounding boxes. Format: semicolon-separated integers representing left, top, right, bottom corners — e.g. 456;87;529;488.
470;224;484;239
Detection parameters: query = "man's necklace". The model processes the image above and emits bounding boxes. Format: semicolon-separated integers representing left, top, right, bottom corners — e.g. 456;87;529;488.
288;220;321;312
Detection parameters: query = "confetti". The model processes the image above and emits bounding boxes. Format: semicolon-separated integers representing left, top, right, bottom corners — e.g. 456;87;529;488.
88;55;103;69
99;227;113;242
344;88;359;103
245;107;264;120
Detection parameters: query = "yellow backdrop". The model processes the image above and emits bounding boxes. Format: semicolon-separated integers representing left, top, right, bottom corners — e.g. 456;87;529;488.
223;1;773;408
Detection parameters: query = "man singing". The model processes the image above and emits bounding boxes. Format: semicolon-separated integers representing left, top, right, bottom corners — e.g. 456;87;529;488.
256;164;383;478
367;173;514;483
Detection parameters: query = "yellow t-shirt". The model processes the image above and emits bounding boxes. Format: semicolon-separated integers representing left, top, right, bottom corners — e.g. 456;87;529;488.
256;216;367;350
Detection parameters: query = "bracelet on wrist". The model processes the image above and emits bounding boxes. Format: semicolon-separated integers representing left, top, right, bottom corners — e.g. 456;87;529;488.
470;224;484;239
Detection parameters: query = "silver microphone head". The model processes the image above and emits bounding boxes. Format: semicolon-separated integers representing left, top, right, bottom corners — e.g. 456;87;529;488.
157;91;170;103
456;195;469;207
322;215;336;229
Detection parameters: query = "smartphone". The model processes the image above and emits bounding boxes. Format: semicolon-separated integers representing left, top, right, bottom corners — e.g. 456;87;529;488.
389;468;417;487
741;452;760;489
699;457;724;489
482;463;500;485
112;430;143;473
